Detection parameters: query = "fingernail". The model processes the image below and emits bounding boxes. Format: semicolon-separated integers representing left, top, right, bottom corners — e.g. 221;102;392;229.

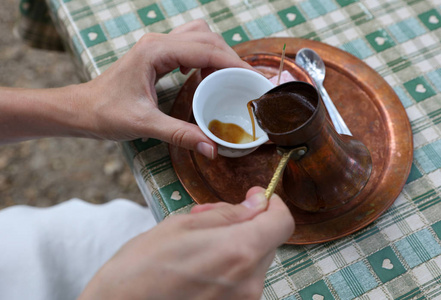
196;142;214;160
241;192;268;211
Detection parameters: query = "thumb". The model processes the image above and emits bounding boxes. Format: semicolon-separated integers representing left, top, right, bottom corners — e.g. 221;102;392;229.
185;191;268;229
190;186;266;214
148;111;217;159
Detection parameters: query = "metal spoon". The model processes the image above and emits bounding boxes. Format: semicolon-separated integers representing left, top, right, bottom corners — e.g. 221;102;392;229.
295;48;352;136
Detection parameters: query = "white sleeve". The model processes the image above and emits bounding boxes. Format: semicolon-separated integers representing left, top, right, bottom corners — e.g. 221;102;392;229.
0;199;156;300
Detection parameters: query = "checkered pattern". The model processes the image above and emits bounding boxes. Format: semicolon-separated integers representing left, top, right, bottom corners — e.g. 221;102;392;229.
25;0;441;298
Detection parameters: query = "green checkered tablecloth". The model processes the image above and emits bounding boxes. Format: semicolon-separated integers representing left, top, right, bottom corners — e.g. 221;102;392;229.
22;0;441;298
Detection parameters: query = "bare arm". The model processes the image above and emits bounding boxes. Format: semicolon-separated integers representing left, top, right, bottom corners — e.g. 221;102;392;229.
0;19;253;159
0;85;94;143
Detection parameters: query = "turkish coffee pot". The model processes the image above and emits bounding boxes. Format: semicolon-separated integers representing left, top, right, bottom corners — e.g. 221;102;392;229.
250;81;372;212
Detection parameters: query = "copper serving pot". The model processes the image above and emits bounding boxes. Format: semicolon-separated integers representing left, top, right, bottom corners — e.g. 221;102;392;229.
251;81;372;212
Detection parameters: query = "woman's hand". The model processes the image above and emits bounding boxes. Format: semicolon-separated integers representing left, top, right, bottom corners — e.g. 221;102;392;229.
79;187;295;300
0;20;252;159
79;20;252;158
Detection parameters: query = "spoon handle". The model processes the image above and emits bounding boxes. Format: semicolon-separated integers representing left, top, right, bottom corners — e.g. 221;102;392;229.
265;150;293;200
265;146;307;201
317;83;352;136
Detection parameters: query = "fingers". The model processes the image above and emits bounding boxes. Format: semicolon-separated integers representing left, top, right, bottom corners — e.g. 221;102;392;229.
120;25;256;153
138;33;253;76
169;20;240;60
169;31;240;60
170;20;222;75
170;19;211;34
190;186;266;215
164;31;237;58
155;39;252;75
190;202;229;214
144;110;217;159
188;189;294;263
191;188;294;250
241;194;295;251
120;31;254;155
185;191;268;229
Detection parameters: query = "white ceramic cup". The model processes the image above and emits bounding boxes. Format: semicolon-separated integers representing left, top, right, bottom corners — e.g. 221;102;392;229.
193;68;274;158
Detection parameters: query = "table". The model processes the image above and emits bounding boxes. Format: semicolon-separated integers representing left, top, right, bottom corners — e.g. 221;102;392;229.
22;0;441;298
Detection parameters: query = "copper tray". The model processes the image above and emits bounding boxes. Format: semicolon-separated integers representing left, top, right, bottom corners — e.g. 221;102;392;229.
169;38;413;244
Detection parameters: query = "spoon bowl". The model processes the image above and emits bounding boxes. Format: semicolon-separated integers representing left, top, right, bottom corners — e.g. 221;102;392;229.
295;48;326;84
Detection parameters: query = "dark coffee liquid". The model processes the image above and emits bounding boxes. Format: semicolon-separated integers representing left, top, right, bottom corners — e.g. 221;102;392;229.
208;119;254;144
251;91;315;134
247;101;257;141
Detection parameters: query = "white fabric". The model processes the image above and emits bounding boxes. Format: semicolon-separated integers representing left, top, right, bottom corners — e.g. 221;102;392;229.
0;199;156;300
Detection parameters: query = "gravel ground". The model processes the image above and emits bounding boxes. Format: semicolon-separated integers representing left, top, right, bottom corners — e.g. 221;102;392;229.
0;1;144;209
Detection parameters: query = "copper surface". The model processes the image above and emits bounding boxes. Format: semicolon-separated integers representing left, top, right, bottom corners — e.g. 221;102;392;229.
253;81;372;213
169;38;413;244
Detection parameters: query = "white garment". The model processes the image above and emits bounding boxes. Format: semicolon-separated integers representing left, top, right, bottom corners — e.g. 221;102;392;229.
0;199;156;300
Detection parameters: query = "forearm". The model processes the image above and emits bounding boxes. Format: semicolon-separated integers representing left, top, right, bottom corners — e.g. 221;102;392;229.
0;85;95;144
0;22;254;154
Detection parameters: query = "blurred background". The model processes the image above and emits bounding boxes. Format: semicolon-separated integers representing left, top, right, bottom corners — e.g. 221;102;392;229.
0;0;144;208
